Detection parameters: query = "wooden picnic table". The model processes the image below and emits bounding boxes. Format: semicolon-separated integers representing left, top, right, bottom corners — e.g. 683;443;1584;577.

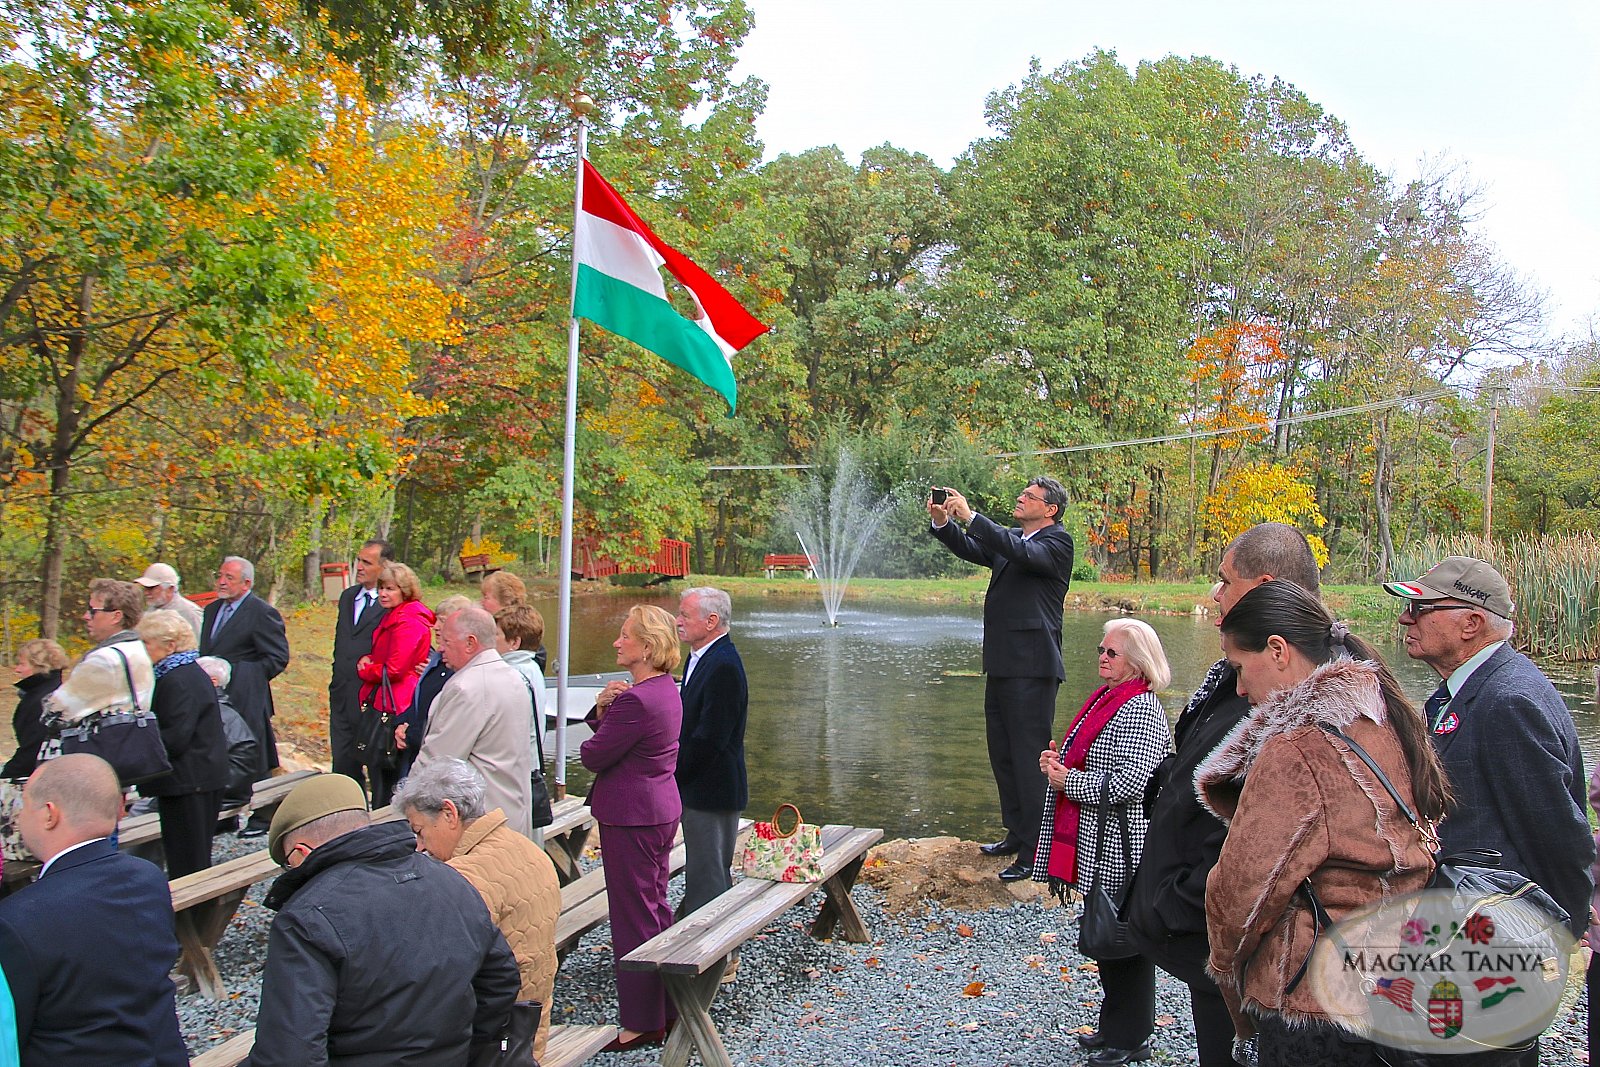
619;822;883;1067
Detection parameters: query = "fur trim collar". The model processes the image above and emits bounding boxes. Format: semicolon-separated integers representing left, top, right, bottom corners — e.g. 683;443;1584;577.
1194;656;1385;822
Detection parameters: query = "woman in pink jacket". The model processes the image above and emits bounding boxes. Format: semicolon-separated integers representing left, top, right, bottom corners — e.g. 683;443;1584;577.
356;562;434;805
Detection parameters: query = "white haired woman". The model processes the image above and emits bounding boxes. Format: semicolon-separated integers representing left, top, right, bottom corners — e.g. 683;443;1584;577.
1036;618;1174;1067
396;757;561;1060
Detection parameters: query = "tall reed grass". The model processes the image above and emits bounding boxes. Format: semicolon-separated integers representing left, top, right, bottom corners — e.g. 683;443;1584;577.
1390;534;1600;661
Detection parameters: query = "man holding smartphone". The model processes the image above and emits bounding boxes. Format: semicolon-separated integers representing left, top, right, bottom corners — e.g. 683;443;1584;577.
929;478;1074;881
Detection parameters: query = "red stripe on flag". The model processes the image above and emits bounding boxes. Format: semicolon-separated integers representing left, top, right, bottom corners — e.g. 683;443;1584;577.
581;161;768;351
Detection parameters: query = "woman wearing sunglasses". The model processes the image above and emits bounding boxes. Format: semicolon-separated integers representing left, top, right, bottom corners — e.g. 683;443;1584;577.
1037;618;1174;1066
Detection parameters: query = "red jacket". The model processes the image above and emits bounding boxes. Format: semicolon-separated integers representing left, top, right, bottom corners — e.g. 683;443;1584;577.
357;599;435;714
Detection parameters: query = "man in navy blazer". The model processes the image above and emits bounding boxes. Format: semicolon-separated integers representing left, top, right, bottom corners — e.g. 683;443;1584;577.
0;754;187;1066
673;587;749;918
930;477;1074;881
328;539;392;790
1387;556;1592;1066
201;555;290;834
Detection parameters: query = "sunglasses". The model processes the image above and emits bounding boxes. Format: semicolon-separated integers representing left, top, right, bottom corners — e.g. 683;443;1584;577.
1096;646;1120;659
1401;600;1477;620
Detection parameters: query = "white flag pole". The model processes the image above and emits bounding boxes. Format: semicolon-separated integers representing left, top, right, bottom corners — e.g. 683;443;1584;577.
554;92;596;797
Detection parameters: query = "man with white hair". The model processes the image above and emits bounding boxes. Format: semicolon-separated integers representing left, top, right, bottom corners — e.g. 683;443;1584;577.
133;562;204;639
673;587;749;920
412;607;534;838
200;555;290;836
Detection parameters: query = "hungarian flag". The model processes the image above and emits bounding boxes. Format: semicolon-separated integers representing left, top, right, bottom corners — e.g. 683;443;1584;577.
573;161;768;413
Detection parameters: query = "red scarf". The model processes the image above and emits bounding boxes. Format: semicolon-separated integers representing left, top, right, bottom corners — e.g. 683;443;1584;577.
1046;677;1150;885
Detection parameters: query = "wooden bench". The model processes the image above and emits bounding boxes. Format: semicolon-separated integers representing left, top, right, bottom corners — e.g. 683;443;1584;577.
458;552;501;579
762;552;814;579
541;795;595;885
188;1022;619;1067
620;823;883;1067
120;769;320;856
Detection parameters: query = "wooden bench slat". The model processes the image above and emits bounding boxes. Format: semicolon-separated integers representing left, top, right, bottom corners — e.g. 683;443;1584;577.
188;1027;255;1067
188;1023;620;1067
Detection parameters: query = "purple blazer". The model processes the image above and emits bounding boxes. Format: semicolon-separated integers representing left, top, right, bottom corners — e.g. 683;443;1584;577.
581;673;683;827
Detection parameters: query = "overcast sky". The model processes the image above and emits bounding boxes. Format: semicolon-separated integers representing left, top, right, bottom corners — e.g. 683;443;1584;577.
732;0;1600;339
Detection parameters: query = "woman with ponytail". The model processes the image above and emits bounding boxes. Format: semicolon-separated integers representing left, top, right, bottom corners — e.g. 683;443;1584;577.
1198;581;1450;1067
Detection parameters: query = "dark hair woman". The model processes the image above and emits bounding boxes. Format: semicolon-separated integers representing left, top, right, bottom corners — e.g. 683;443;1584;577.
356;562;435;806
1198;581;1450;1067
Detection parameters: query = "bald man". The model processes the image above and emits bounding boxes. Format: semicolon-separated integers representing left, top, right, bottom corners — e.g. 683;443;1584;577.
0;754;186;1065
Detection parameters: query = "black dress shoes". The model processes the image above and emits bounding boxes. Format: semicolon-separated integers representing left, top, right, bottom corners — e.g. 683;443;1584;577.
1076;1030;1107;1050
1084;1041;1153;1066
978;837;1021;857
997;861;1033;882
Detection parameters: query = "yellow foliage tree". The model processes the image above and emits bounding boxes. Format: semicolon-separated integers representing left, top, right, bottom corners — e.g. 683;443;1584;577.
1200;461;1330;567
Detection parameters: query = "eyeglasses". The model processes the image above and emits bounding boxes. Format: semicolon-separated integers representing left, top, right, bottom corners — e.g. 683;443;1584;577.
1019;491;1049;503
1096;646;1120;659
1400;600;1477;621
83;606;117;617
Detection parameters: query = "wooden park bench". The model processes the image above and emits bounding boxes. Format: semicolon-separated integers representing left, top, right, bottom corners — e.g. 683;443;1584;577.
458;551;501;579
189;1021;619;1067
762;552;814;578
120;769;320;859
619;822;883;1067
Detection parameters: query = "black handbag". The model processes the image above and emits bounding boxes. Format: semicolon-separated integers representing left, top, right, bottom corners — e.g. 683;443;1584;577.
355;675;401;773
58;646;172;786
1078;775;1139;961
469;999;541;1066
521;674;554;829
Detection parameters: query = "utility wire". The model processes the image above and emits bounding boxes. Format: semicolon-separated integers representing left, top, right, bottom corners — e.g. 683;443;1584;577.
707;388;1456;472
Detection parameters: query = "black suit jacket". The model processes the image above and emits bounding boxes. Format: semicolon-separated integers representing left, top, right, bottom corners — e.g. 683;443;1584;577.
139;659;229;797
200;591;290;729
676;635;749;812
329;584;387;716
0;839;186;1065
930;514;1074;680
1435;642;1594;936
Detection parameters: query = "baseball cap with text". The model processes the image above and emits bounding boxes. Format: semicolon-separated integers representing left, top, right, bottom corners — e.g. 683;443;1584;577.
1381;556;1514;619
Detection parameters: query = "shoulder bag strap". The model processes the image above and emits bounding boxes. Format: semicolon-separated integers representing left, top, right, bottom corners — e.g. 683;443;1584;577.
1087;773;1114;891
1316;723;1418;828
518;673;546;767
109;646;141;713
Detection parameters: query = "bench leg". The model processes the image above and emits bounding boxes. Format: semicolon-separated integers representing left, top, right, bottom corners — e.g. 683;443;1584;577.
544;825;591;886
661;964;733;1067
175;888;248;1000
811;854;870;943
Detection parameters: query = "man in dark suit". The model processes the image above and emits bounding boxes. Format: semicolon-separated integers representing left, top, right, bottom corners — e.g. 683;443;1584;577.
201;554;291;836
0;753;187;1065
673;587;749;919
929;477;1074;881
329;539;392;790
1124;522;1321;1067
1387;555;1593;1067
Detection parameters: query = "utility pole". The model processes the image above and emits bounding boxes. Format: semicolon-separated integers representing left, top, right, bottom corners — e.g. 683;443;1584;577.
1484;386;1503;540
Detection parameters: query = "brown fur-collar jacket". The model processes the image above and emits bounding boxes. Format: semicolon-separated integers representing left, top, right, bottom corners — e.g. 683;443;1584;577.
1195;657;1434;1031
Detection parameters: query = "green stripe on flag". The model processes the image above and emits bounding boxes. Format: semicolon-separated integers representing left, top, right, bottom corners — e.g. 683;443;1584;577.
575;264;737;413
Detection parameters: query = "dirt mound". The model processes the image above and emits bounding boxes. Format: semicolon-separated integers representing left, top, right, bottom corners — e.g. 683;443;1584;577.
861;837;1063;914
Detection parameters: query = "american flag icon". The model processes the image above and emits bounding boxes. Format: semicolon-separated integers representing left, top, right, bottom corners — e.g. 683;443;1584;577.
1374;977;1416;1011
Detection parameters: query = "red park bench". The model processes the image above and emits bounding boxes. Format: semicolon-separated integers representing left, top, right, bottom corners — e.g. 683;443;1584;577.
762;553;814;579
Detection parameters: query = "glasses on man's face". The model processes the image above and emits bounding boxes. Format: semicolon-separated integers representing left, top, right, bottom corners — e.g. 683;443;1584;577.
83;606;116;617
1400;599;1476;621
1096;646;1120;660
1019;491;1048;504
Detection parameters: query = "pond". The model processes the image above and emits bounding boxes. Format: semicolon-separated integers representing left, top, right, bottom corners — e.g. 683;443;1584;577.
544;594;1599;842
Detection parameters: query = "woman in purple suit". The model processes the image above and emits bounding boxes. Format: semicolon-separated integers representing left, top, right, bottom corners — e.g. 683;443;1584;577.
583;604;683;1052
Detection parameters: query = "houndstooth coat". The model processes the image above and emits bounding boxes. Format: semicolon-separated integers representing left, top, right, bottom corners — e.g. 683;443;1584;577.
1033;690;1172;899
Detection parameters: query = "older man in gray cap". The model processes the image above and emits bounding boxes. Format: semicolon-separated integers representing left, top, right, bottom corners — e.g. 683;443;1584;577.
1384;556;1593;937
134;563;204;639
247;774;518;1066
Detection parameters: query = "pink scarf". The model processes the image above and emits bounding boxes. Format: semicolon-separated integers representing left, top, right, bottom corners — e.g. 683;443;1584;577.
1046;677;1150;885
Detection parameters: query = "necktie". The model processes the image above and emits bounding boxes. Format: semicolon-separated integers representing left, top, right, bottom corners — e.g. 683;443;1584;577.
211;599;235;639
356;590;374;623
1424;683;1451;732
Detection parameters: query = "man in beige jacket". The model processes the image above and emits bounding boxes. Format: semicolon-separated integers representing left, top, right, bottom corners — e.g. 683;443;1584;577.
411;607;534;838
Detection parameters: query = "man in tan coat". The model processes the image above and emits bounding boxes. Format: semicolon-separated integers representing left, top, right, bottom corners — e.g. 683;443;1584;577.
396;758;560;1059
412;607;534;837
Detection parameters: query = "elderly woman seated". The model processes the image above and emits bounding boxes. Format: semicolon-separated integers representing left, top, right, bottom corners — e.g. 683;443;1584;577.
395;757;561;1059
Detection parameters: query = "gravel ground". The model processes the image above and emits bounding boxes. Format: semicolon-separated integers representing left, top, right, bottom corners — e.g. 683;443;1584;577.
179;836;1593;1065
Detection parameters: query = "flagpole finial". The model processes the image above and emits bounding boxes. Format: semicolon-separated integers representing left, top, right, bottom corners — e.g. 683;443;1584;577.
569;92;596;118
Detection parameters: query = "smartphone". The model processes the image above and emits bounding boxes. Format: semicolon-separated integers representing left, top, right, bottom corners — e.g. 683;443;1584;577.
931;487;948;504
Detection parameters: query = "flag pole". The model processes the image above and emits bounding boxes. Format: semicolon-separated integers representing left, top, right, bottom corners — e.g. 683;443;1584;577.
554;91;595;799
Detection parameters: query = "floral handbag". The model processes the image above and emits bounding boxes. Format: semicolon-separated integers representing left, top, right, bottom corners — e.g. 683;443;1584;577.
741;803;824;883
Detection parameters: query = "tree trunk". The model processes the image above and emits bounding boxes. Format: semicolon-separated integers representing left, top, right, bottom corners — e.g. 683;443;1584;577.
1373;413;1397;579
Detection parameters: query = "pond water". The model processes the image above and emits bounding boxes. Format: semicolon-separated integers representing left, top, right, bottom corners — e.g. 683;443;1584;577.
544;594;1599;842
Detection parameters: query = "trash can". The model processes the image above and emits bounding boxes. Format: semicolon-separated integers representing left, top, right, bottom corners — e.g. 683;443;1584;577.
320;562;350;601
